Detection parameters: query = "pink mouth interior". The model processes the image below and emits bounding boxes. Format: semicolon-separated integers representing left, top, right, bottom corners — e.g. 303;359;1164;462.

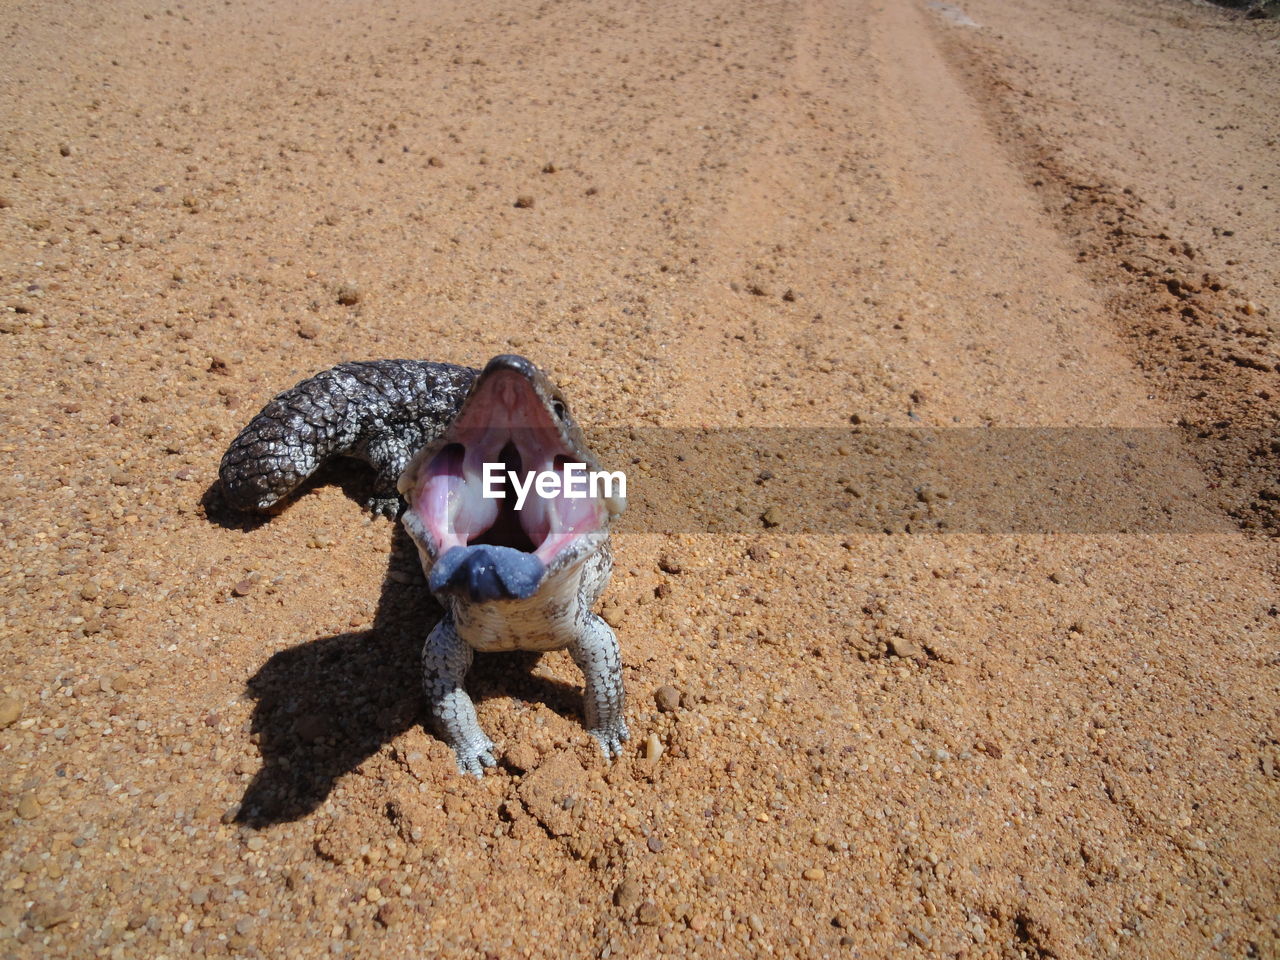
412;370;606;566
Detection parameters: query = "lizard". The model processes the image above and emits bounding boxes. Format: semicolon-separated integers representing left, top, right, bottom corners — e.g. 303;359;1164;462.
218;355;629;775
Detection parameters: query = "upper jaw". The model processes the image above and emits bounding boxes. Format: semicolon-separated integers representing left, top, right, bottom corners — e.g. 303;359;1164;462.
398;355;623;598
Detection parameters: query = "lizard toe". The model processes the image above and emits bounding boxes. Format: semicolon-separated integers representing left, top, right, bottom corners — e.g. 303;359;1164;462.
590;721;630;761
366;495;402;519
454;740;498;777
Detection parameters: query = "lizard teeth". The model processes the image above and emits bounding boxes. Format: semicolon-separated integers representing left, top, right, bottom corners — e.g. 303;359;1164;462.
417;444;499;554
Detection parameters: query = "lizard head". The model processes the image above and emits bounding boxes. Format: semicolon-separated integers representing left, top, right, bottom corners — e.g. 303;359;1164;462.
398;354;625;603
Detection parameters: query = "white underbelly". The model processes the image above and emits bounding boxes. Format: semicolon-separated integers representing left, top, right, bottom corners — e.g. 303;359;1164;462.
451;564;586;652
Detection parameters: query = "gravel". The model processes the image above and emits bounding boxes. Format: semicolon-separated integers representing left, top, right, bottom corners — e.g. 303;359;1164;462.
0;1;1276;958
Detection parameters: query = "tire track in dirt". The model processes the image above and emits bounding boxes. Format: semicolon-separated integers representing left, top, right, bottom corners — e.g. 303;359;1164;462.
661;0;879;425
925;0;1280;535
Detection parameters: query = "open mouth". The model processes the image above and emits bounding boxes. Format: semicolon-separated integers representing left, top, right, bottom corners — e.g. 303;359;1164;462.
415;435;604;567
400;360;619;598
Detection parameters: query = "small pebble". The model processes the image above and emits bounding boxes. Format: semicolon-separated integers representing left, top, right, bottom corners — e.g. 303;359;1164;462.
112;673;140;692
376;901;404;927
503;742;538;774
294;714;331;743
803;868;826;881
887;636;922;659
514;195;535;209
335;282;361;306
0;696;21;728
761;506;783;528
637;901;660;924
644;733;664;763
25;901;70;929
16;793;40;819
654;685;681;713
613;879;641;909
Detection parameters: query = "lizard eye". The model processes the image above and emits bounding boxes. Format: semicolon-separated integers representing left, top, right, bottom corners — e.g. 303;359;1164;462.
552;400;568;422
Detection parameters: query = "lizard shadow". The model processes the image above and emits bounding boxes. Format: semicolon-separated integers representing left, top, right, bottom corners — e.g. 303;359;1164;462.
234;522;583;828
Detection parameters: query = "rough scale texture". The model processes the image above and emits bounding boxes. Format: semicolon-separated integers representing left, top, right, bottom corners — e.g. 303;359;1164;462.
218;359;477;516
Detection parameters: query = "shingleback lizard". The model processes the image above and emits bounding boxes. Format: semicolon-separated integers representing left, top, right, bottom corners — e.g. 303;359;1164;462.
218;355;629;775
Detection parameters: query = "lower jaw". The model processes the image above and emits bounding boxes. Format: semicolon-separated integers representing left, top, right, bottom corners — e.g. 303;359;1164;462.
428;543;547;602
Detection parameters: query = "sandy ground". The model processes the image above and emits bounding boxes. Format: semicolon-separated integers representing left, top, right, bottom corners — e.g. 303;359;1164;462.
2;0;1278;957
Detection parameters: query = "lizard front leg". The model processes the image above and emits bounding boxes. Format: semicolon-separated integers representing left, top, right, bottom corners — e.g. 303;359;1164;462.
422;616;496;776
569;615;629;761
363;432;415;518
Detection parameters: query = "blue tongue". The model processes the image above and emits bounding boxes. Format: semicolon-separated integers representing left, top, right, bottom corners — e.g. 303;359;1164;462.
428;545;546;602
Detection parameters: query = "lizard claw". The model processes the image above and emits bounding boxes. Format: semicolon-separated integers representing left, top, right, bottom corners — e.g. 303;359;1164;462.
454;740;498;777
590;720;630;762
365;494;403;519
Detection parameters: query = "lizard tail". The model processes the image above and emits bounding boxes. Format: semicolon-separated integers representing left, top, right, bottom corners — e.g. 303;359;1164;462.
216;359;477;514
218;368;358;512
